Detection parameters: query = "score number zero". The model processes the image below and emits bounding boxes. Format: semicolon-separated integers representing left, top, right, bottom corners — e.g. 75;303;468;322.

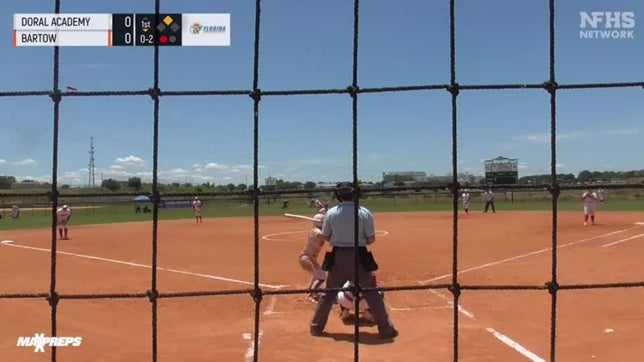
112;13;158;46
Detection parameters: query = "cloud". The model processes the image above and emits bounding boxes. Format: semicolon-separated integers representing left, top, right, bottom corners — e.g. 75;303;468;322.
602;128;639;136
14;158;37;166
555;163;565;169
203;162;228;171
59;169;89;185
160;168;190;177
0;158;7;165
518;162;529;169
512;133;550;143
512;131;584;144
109;165;125;170
202;162;265;172
114;155;145;167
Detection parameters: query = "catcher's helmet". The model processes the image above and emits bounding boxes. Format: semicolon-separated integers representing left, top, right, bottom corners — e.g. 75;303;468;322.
337;281;369;311
333;182;357;201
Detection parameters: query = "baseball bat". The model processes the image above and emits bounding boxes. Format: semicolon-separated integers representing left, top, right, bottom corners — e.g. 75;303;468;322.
284;213;316;222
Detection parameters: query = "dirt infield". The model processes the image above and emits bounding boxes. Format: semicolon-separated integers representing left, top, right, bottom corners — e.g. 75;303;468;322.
1;210;643;361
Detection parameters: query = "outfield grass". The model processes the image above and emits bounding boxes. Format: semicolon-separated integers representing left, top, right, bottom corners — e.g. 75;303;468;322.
1;195;641;231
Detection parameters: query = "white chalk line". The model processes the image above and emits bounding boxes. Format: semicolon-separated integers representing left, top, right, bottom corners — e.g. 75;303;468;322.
601;232;644;247
262;230;307;241
243;330;264;362
486;328;546;362
429;290;545;361
263;295;284;315
420;226;642;283
419;226;644;361
389;305;451;312
429;289;476;319
262;229;389;241
1;241;288;289
244;295;279;361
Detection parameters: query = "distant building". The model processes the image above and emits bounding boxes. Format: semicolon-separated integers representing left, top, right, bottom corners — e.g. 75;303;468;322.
382;171;428;183
316;182;337;189
11;181;51;189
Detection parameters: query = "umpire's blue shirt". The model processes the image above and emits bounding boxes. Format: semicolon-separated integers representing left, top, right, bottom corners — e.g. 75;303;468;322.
321;201;375;247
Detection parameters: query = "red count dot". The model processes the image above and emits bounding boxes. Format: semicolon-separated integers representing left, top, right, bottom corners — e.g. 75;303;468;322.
159;35;168;44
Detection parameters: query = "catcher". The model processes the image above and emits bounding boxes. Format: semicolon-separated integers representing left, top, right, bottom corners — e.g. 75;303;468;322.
299;213;327;302
336;273;382;325
56;205;72;240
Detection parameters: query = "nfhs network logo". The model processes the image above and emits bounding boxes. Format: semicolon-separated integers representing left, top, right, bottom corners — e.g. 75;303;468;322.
579;11;635;39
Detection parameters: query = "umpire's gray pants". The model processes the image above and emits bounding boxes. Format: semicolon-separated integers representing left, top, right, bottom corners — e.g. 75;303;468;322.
310;249;395;335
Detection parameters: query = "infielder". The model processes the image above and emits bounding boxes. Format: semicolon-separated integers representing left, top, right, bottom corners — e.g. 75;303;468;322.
461;190;471;215
597;188;605;203
299;213;327;301
192;197;203;223
56;205;71;240
582;189;598;226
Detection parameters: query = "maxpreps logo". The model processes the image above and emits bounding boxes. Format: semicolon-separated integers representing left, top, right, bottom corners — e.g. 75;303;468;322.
579;11;635;39
16;333;82;353
189;23;227;35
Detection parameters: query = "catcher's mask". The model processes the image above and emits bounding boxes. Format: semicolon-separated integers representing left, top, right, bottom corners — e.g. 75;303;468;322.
333;182;359;201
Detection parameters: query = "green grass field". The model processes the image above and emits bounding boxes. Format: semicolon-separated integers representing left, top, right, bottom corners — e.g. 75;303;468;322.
1;194;641;231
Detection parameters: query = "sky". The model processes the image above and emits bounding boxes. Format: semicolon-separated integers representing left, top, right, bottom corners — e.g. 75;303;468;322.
0;0;642;186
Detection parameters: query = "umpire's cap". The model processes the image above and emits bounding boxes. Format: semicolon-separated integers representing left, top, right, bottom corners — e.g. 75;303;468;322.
333;182;358;201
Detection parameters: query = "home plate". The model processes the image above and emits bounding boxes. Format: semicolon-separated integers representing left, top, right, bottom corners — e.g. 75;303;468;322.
604;328;614;333
1;240;14;245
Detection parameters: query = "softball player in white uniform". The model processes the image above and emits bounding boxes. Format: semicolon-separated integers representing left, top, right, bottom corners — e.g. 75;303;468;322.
299;213;327;301
56;205;71;240
462;191;471;214
582;189;598;225
192;197;203;223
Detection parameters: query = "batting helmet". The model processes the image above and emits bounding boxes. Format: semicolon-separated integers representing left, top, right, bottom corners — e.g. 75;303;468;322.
333;182;358;201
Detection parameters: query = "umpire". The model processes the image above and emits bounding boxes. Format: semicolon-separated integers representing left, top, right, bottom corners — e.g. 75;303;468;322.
310;182;398;339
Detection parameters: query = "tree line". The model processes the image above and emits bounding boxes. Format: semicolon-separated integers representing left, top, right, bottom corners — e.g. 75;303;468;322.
517;169;644;185
2;169;643;191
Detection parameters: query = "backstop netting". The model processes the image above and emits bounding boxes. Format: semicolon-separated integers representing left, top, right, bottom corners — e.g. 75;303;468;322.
1;1;643;361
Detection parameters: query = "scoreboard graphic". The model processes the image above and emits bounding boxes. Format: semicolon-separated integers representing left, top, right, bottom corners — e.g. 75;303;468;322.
13;13;230;46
